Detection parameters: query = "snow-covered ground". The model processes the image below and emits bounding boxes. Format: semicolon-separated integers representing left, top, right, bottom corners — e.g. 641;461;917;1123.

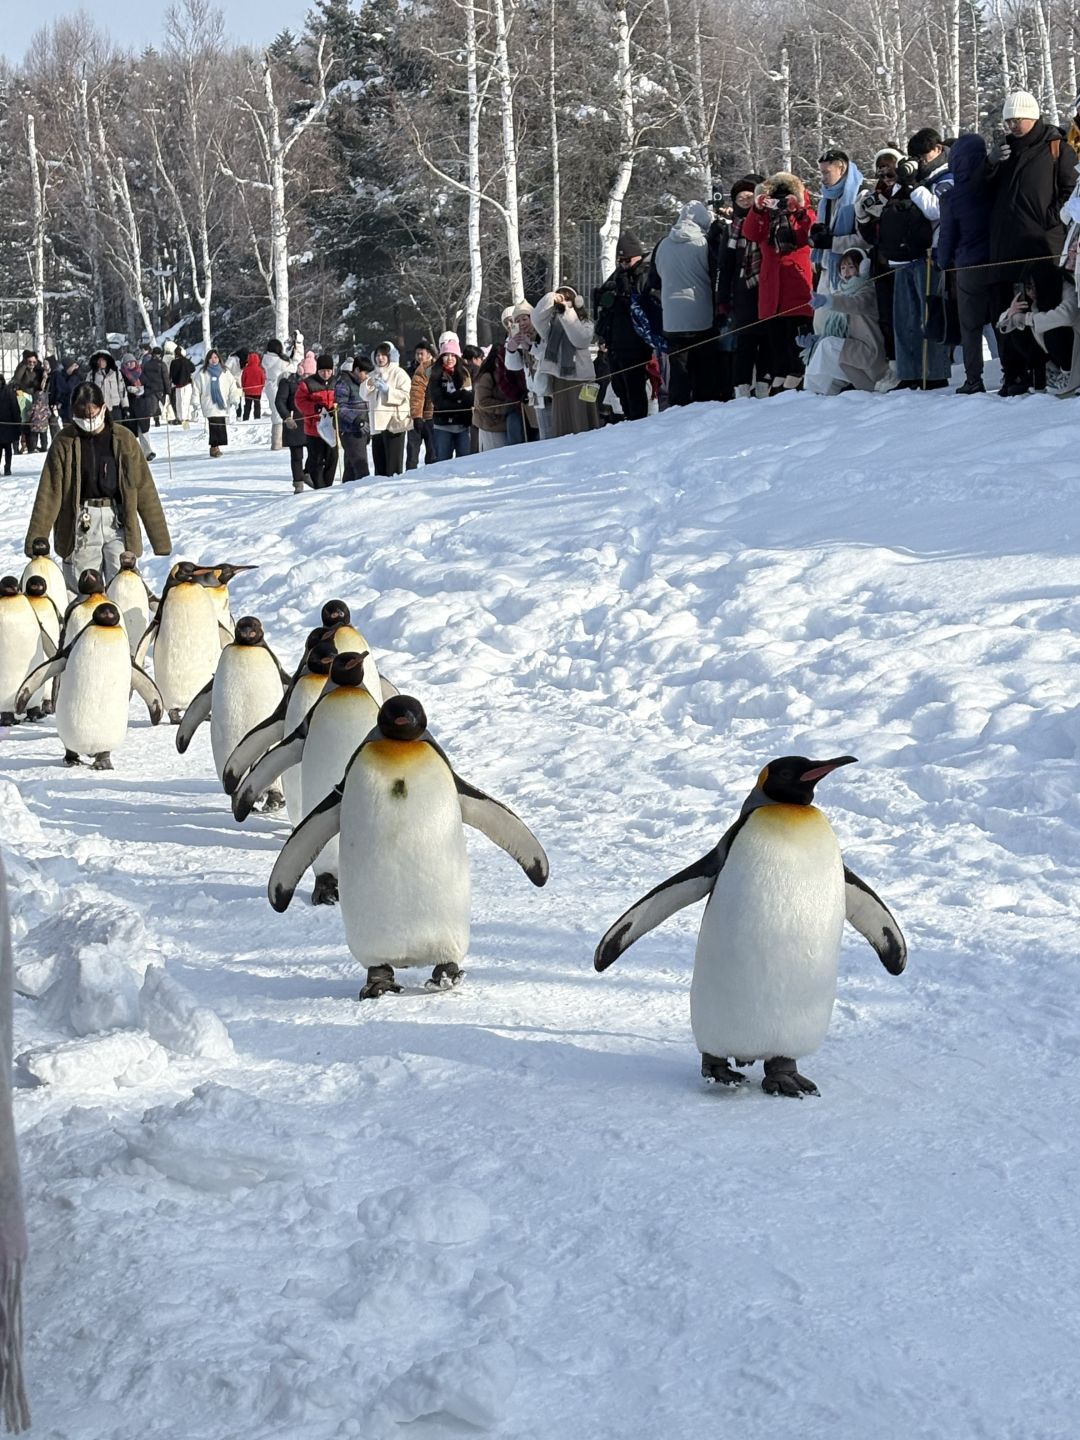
2;394;1079;1439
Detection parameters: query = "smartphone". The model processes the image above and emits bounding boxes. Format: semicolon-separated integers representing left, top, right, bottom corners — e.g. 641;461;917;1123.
1013;281;1027;299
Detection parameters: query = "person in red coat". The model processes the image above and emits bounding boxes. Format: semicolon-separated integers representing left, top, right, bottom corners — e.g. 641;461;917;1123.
293;354;339;489
241;353;266;420
740;172;816;393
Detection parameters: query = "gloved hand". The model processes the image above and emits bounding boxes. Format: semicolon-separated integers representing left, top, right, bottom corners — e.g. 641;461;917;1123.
856;191;886;221
376;376;390;396
809;223;833;248
796;333;816;350
995;140;1012;163
785;194;801;213
810;293;829;309
754;193;772;211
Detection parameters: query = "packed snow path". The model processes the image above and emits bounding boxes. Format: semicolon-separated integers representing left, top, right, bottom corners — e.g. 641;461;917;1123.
2;394;1078;1438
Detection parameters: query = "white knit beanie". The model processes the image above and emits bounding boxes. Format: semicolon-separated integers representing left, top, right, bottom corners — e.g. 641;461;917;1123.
1002;91;1040;121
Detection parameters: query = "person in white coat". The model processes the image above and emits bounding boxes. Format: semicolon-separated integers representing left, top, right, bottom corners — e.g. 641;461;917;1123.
531;287;599;437
364;342;412;476
194;350;244;457
261;338;293;451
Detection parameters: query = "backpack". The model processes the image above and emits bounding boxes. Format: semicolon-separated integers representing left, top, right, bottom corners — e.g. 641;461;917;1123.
877;195;934;263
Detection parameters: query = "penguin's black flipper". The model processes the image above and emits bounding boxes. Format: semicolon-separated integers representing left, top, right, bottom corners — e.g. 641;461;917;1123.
233;723;309;821
268;786;344;912
378;671;399;700
134;618;158;668
222;696;289;794
843;867;907;975
453;775;549;886
175;678;213;750
16;653;68;713
35;618;59;658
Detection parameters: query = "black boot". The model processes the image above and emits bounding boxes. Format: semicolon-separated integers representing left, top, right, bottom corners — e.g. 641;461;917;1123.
311;871;338;906
91;753;113;771
762;1056;819;1098
700;1053;747;1086
425;961;463;991
358;964;403;1000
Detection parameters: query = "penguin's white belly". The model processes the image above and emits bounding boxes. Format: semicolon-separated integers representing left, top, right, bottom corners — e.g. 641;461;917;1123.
22;559;68;617
301;689;379;875
108;574;150;656
0;609;40;710
154;592;219;710
690;807;846;1061
210;650;284;782
283;674;327;823
67;597;124;646
56;631;132;755
340;746;469;968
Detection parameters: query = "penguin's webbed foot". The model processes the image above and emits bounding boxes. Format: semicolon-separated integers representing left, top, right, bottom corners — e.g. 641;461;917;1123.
91;753;113;771
260;790;286;814
0;712;15;727
358;965;403;1000
25;706;44;723
168;707;183;725
43;700;54;716
63;749;82;766
762;1056;819;1098
311;872;339;906
700;1053;747;1086
425;962;464;991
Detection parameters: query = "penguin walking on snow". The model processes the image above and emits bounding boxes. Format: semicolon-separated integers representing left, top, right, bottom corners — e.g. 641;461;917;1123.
193;562;258;645
232;651;381;903
18;602;163;767
137;561;230;723
594;756;907;1098
106;552;156;657
21;538;69;617
22;577;61;719
62;569;123;648
268;695;549;998
0;578;42;726
176;616;291;807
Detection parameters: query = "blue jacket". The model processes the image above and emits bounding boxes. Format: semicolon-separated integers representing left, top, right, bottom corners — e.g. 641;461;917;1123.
937;133;991;273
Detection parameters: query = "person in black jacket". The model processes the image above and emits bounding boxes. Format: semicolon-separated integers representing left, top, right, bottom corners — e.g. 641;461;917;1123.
169;343;196;427
275;371;309;492
717;177;768;397
0;376;20;476
938;134;994;393
49;357;84;425
593;230;654;420
987;90;1079;394
140;347;169;426
428;336;473;461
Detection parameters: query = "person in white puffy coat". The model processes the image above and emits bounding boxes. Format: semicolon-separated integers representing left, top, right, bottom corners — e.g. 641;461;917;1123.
364;342;412;476
261;337;296;450
531;288;599;437
194;350;244;457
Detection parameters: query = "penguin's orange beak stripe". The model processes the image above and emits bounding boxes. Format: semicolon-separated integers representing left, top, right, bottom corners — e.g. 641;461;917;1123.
800;756;858;783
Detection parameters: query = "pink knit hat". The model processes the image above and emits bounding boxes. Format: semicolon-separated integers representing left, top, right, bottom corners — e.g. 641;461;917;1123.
437;330;462;358
298;350;317;376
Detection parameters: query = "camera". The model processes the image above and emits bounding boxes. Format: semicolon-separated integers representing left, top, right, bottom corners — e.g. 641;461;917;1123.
896;156;919;186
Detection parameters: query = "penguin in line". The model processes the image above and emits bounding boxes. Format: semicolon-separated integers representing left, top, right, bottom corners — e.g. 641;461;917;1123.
107;552;156;657
223;639;339;823
18;602;163;768
21;537;69;616
293;601;377;688
232;651;381;904
22;577;61;720
136;561;231;723
0;578;42;726
593;756;907;1098
268;694;549;998
62;570;124;647
193;563;258;645
176;615;291;808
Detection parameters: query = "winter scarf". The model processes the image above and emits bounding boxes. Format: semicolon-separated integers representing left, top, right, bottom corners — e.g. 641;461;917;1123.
813;162;864;287
0;859;29;1434
544;313;578;378
207;363;224;410
733;213;763;288
494;345;527;403
821;274;872;339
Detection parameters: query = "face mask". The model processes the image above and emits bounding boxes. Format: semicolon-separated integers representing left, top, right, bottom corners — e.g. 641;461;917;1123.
74;413;106;434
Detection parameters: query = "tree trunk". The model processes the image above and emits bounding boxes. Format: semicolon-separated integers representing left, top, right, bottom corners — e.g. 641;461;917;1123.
1031;0;1058;125
464;0;484;343
26;115;46;355
77;79;107;339
599;1;635;277
776;47;792;172
491;0;524;302
263;60;291;342
548;0;562;285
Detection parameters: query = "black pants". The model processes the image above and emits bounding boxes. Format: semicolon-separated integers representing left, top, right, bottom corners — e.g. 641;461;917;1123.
406;419;434;469
608;356;651;420
764;316;808;384
875;270;897;360
1;443;11;474
955;270;990;382
994;269;1069;385
306;435;338;488
287;447;306;487
341;433;370;482
372;431;406;476
207;417;228;449
666;331;719;405
733;319;770;387
242;396;262;420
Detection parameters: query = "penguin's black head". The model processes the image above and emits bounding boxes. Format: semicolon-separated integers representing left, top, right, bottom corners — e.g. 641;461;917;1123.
758;754;857;806
208;563;256;586
119;551;138;571
91;602;121;627
377;695;427;741
172;561;198;584
234;615;264;645
0;577;19;598
25;577;47;599
321;599;350;627
306;640;338;676
330;651;369;687
78;568;104;595
30;538;50;557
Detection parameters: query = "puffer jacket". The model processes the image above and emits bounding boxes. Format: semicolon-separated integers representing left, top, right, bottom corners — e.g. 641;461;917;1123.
740;172;816;319
294;374;337;438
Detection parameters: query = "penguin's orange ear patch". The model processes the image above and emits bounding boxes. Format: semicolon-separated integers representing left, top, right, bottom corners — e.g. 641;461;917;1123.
757;765;770;789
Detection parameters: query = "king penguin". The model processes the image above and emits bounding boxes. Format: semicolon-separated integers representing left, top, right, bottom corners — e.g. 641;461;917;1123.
232;651;381;903
18;602;163;767
306;601;384;702
0;577;42;726
137;561;230;723
22;577;61;720
176;615;291;805
593;756;907;1098
107;552;156;657
62;569;123;647
268;694;549;998
193;562;258;645
21;537;69;617
223;639;338;822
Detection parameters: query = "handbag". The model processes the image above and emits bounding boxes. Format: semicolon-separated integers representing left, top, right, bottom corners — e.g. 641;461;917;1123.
385;408;411;434
316;411;337;446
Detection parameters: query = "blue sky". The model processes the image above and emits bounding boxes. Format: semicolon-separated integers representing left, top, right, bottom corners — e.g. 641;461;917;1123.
9;1;303;63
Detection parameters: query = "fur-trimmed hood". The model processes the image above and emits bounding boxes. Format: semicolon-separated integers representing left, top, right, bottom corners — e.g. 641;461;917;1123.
761;171;807;204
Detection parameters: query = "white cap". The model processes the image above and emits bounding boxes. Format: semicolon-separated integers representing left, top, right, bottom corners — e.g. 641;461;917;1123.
1002;91;1040;121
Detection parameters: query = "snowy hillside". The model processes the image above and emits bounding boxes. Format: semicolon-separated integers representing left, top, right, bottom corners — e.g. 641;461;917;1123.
2;394;1078;1439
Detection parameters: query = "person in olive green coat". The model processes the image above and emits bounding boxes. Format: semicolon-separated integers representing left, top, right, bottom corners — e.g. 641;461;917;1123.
23;381;172;589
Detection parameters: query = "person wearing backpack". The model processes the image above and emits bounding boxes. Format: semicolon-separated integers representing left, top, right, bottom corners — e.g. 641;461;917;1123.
740;172;816;393
937;133;994;392
876;130;952;389
986;91;1079;395
593;231;655;421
